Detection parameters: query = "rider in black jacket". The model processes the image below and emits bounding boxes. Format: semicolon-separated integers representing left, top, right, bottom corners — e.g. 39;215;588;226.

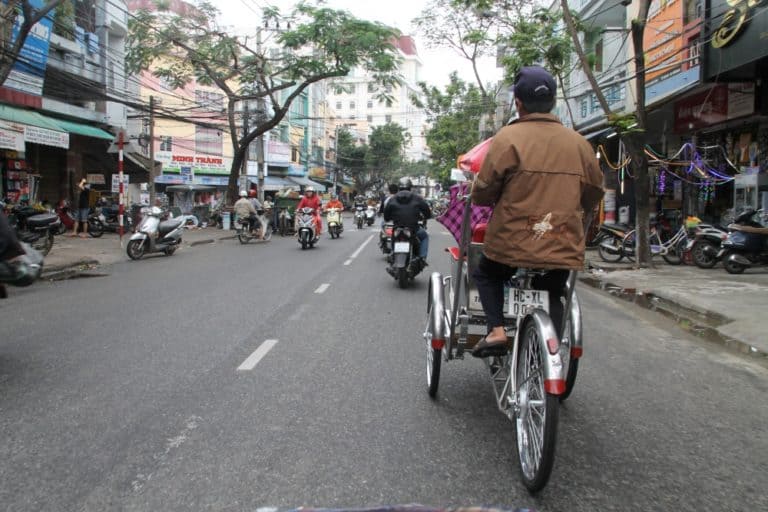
383;178;432;261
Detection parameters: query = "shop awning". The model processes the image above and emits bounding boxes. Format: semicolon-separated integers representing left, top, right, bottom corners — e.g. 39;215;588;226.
54;118;114;140
288;176;327;192
0;103;115;142
259;176;294;191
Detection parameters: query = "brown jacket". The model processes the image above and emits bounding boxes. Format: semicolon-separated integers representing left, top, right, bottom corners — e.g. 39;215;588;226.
471;113;604;270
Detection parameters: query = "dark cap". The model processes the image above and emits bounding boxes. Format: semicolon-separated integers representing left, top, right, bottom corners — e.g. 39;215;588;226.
513;66;556;102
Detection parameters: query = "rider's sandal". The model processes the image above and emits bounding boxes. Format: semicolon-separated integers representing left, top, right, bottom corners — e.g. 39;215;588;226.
472;337;509;358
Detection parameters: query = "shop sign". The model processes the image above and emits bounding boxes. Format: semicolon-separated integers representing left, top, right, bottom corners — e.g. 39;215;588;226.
86;173;105;185
4;0;54;97
309;167;327;179
156;152;231;175
111;174;129;193
267;139;290;166
645;0;684;83
23;125;68;149
180;166;193;183
0;122;25;152
673;83;754;131
706;0;768;78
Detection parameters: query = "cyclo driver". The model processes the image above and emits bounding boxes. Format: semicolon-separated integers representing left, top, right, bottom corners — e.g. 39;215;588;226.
383;177;431;264
470;66;604;357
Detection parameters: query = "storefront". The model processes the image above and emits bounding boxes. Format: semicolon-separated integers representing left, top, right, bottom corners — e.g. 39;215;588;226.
0;103;117;207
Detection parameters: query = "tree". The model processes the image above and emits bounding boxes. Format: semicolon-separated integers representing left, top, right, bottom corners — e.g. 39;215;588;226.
337;123;408;193
0;1;65;87
126;1;400;204
559;0;654;267
415;72;486;186
413;0;500;135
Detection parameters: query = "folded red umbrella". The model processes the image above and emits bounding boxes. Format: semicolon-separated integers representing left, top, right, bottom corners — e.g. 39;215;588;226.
458;137;493;173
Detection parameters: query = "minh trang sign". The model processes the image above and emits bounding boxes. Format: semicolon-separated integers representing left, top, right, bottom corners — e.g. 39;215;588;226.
706;0;768;77
156;152;231;175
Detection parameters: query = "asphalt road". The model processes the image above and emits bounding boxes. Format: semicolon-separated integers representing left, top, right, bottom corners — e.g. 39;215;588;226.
2;218;767;511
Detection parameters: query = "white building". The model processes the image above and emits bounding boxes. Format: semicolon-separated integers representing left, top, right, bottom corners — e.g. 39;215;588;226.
326;35;430;162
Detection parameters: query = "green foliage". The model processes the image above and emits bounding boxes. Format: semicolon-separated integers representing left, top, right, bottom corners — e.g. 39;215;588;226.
336;123;408;193
416;73;487;186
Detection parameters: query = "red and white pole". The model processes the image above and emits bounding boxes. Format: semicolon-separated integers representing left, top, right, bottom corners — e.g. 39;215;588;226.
118;130;125;245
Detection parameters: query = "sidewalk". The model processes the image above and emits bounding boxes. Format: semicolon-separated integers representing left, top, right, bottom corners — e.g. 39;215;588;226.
42;227;237;278
582;248;768;357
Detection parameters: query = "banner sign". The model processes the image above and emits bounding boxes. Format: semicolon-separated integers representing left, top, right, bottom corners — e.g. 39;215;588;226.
111;173;129;193
0;121;25;152
674;83;755;132
706;0;768;77
4;0;55;96
24;125;68;148
156;152;231;175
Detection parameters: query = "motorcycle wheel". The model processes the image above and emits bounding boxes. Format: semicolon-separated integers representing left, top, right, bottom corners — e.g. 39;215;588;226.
262;224;273;242
164;245;177;256
238;231;250;244
357;218;363;230
722;251;746;274
692;240;718;269
597;236;624;263
127;239;145;260
88;220;104;238
56;222;67;236
397;267;408;289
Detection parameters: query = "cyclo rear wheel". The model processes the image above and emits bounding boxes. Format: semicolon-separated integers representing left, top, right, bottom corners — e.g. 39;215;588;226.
514;319;559;493
425;283;441;398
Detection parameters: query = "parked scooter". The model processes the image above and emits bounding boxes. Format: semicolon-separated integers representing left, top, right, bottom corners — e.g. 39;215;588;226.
236;209;273;244
354;205;365;229
296;207;319;250
326;207;343;239
5;204;60;256
365;205;376;226
687;222;729;268
714;209;768;274
379;221;393;254
386;223;426;288
126;207;184;260
596;222;633;262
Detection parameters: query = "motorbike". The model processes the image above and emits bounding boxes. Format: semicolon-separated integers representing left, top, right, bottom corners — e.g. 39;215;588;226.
365;205;376;226
95;203;134;235
687;222;729;269
326;208;343;239
713;209;768;274
596;222;633;262
5;205;60;256
296;207;319;250
386;223;426;288
379;221;393;254
354;205;365;229
126;207;184;260
55;200;75;234
236;209;273;244
0;242;44;298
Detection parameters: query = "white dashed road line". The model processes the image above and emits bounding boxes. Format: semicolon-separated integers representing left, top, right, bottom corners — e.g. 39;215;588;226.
349;234;374;260
237;339;278;371
314;283;330;294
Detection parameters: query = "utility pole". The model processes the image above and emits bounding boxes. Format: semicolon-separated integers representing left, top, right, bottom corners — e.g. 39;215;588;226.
256;27;266;203
148;95;156;206
241;101;249;194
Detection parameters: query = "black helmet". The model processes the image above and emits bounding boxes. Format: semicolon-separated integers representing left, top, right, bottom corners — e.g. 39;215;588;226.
398;177;412;191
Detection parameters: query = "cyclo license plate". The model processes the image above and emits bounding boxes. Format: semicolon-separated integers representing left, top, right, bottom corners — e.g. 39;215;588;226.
394;242;410;253
507;288;549;316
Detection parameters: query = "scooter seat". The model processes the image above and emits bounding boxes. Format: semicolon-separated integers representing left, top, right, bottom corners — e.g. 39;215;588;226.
728;223;768;235
27;212;58;228
159;218;183;234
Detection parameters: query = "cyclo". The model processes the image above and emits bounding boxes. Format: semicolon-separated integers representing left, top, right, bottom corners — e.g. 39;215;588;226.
423;170;584;493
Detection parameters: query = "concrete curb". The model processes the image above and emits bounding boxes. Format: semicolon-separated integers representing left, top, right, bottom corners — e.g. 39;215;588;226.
578;273;767;360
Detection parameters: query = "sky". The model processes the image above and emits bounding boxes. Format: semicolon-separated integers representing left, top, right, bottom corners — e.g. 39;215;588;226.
208;0;502;88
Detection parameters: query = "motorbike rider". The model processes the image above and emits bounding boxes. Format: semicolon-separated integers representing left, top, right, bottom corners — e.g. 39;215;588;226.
379;183;399;227
469;66;604;357
234;190;259;233
383;177;431;263
324;193;344;212
296;186;322;235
